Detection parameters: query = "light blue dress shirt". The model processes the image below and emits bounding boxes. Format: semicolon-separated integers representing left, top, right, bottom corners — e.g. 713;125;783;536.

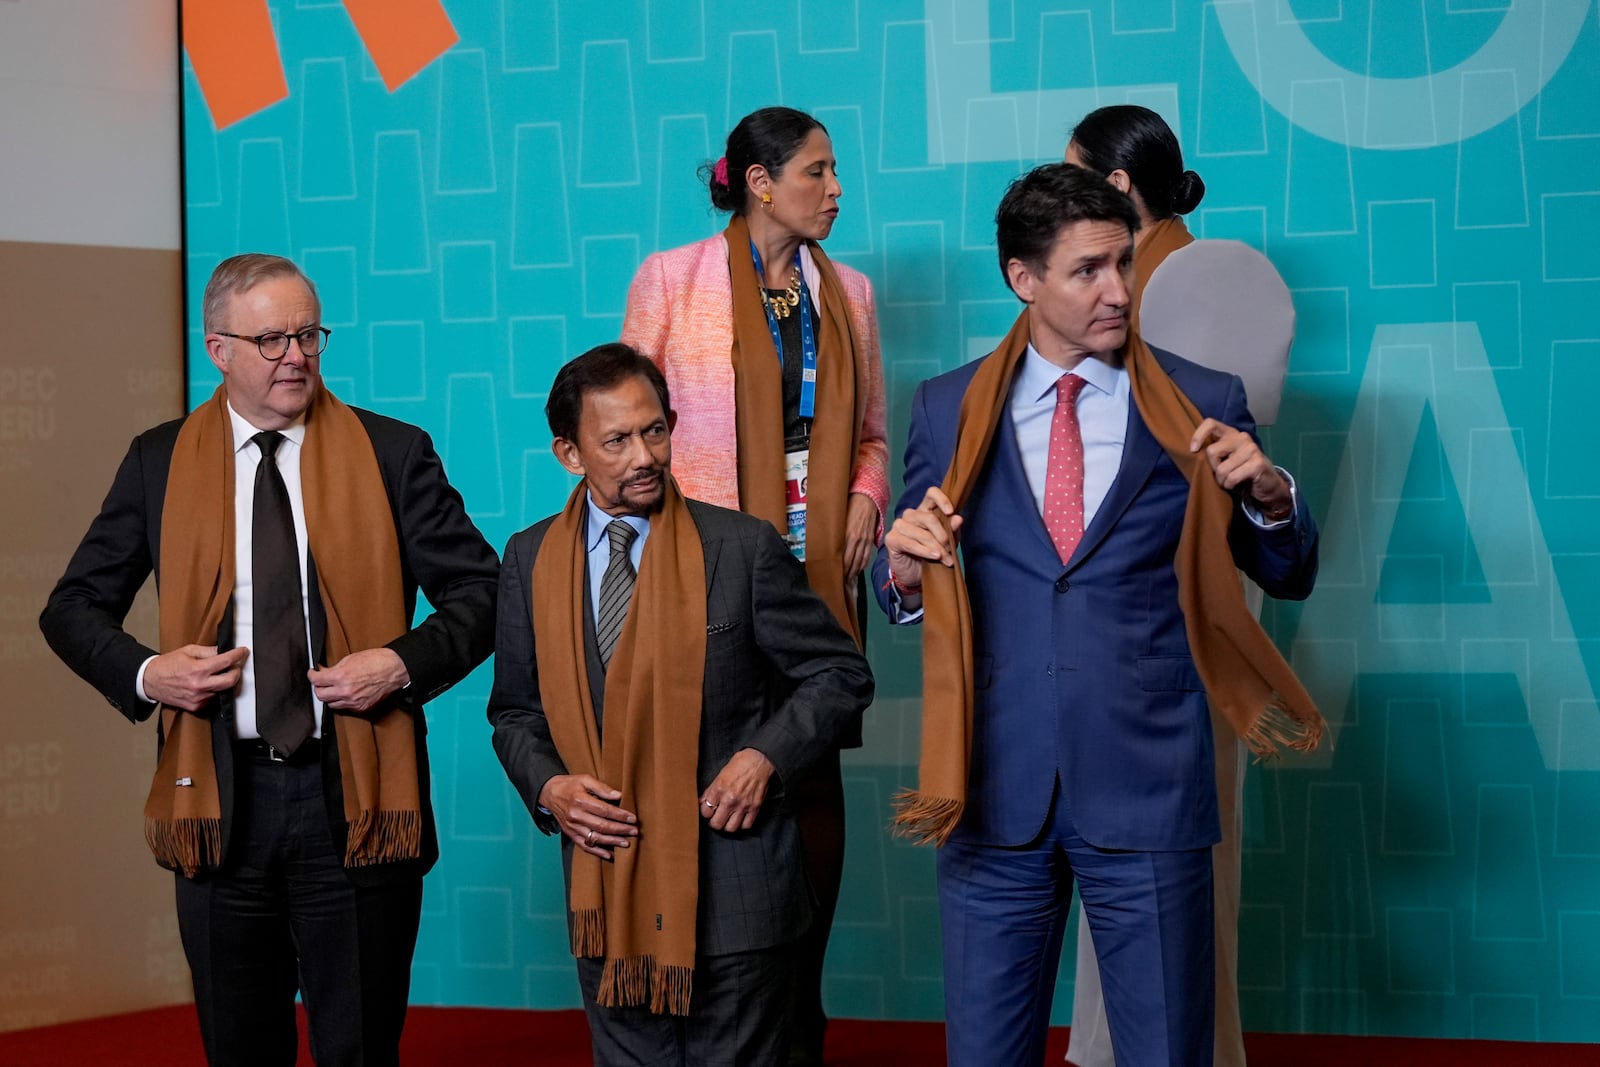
1012;344;1128;525
888;345;1296;621
585;494;650;621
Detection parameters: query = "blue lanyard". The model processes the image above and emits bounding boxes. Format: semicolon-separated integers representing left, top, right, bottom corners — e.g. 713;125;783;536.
750;240;817;421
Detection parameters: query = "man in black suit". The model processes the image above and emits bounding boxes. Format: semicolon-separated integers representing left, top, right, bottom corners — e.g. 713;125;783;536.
39;253;499;1067
488;343;872;1066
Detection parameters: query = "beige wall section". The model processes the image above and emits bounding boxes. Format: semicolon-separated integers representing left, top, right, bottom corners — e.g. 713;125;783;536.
0;0;185;1032
1;242;187;1031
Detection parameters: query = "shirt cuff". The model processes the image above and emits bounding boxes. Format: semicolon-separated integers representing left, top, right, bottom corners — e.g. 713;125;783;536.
135;655;158;704
1241;467;1298;529
887;585;926;625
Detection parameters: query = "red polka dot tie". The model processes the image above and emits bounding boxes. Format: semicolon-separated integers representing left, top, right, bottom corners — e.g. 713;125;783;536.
1043;374;1087;564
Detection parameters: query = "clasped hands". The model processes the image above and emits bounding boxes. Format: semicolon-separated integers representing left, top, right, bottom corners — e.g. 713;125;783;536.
538;748;776;862
884;418;1290;606
142;645;410;715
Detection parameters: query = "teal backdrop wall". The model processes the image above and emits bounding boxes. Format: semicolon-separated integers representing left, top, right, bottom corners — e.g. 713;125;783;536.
180;0;1600;1043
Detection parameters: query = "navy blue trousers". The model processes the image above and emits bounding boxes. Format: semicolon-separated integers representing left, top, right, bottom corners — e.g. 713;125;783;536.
937;782;1214;1066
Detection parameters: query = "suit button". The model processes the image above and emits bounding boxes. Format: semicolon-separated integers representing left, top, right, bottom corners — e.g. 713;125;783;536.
1054;576;1070;593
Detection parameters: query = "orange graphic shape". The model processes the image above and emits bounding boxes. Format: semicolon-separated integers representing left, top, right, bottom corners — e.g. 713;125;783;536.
183;0;289;130
343;0;459;92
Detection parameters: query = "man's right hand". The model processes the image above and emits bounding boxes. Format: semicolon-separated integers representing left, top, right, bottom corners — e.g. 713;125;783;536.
884;487;964;611
538;774;639;861
143;645;249;712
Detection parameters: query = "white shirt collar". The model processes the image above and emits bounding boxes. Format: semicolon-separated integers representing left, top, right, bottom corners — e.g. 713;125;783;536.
227;401;307;454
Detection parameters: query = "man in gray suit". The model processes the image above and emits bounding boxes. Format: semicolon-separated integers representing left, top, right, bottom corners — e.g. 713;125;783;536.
488;343;873;1066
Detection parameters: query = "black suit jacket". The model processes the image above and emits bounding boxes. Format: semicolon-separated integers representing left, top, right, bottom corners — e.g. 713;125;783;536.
488;498;873;956
39;406;500;885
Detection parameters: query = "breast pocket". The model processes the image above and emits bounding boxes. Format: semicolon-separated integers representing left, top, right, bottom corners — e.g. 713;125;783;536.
704;617;745;659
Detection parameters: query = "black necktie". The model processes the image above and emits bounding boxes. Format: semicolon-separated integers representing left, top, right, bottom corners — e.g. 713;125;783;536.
251;431;314;754
595;520;639;670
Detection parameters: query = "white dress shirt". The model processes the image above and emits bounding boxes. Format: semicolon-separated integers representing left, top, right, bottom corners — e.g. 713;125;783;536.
136;403;322;739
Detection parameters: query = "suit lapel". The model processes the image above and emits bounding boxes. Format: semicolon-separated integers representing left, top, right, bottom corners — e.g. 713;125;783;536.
990;406;1060;562
1068;379;1165;570
307;554;326;667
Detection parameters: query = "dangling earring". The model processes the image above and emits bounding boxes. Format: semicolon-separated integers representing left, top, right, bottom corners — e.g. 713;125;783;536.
761;192;773;208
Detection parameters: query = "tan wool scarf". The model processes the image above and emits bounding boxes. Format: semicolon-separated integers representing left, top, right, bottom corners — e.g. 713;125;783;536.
724;213;866;646
144;385;422;875
530;478;708;1016
893;301;1325;846
1134;215;1194;300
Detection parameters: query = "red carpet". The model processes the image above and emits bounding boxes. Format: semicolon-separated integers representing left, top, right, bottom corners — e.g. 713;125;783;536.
0;1005;1593;1065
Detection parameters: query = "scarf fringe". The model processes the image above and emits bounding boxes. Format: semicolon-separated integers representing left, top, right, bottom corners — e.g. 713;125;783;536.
1242;698;1326;759
145;816;222;878
595;955;694;1017
343;809;423;867
570;907;605;958
649;962;694;1017
889;789;963;847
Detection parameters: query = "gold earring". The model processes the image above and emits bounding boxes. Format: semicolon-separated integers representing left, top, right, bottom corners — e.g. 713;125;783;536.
761;193;772;205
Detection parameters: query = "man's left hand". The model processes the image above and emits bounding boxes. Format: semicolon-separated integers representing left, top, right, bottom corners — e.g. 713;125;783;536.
700;748;775;833
309;648;410;714
843;492;879;584
1189;418;1292;517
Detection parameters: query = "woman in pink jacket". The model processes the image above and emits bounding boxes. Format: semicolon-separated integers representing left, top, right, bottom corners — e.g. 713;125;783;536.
621;105;887;1065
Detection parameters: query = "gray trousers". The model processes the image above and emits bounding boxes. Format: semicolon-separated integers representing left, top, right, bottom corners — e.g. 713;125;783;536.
578;943;794;1067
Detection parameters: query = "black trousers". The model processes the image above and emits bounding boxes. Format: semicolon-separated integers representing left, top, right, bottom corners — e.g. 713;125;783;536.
174;744;423;1067
577;944;795;1067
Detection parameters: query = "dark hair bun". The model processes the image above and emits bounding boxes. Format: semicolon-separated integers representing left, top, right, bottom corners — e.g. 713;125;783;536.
1172;170;1205;215
704;160;740;213
709;106;827;216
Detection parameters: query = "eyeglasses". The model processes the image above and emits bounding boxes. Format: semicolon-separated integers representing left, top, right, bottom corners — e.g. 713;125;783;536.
215;326;332;361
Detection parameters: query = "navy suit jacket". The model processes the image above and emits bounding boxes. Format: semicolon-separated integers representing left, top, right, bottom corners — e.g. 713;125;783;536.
874;345;1318;852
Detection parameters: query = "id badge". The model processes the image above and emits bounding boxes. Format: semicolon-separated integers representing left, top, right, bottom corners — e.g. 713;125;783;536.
784;448;809;561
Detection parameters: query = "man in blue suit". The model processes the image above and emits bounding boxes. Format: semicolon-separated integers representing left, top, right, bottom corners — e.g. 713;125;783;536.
876;164;1319;1065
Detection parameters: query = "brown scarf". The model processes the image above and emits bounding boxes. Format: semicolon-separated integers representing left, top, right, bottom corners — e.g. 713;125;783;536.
724;214;865;645
1134;215;1194;301
893;294;1324;846
530;478;708;1015
144;385;422;875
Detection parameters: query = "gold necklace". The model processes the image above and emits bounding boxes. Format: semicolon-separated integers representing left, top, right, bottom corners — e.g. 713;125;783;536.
760;267;802;320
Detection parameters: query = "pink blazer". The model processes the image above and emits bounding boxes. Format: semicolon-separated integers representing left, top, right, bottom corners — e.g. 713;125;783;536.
620;234;890;531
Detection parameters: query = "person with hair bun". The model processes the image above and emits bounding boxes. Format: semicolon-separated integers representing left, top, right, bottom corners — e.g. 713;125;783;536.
1064;105;1255;1067
621;105;888;1066
1066;104;1206;307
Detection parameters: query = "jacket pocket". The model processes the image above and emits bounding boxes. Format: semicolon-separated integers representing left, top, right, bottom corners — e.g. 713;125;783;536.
1136;655;1204;692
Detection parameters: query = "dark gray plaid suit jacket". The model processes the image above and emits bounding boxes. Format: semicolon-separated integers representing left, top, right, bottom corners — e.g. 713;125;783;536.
488;496;873;956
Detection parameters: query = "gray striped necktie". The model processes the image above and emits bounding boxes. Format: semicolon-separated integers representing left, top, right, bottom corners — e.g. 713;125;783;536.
596;519;639;669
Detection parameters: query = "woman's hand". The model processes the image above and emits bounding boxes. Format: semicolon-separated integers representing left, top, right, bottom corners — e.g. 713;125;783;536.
843;492;879;583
